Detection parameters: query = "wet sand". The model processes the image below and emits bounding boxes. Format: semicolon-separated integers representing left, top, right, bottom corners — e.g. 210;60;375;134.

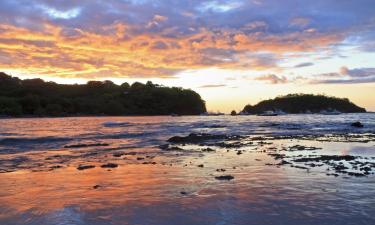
0;116;374;225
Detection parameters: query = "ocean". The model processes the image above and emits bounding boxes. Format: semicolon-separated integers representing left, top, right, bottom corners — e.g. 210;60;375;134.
0;114;374;225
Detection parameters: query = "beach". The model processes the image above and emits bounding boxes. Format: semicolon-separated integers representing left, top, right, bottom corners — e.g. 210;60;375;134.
0;114;374;225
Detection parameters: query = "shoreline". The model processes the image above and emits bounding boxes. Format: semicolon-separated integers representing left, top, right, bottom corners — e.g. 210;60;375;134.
0;112;373;120
1;115;375;225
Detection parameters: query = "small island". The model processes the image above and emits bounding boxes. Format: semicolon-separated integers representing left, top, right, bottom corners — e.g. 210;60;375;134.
242;94;366;114
0;72;207;117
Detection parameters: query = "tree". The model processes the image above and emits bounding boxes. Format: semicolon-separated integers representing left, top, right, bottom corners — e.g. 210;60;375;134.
0;72;207;117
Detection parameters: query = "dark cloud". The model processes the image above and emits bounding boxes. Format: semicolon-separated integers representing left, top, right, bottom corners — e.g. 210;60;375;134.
199;84;227;88
311;67;375;84
294;62;314;68
311;77;375;84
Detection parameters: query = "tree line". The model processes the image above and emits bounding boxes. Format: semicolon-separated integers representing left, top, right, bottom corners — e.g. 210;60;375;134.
0;72;207;117
242;94;366;114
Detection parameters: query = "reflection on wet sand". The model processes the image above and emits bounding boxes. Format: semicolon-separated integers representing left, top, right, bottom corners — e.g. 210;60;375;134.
1;139;375;225
0;116;375;225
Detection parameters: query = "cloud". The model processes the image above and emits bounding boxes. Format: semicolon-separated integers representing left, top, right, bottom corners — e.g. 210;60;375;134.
0;0;374;79
255;74;287;84
343;67;375;78
39;5;81;19
311;67;375;84
198;84;227;88
311;77;375;84
294;62;314;68
289;17;311;28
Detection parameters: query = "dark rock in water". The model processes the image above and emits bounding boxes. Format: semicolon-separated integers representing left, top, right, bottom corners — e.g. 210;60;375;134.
101;163;118;168
50;165;63;169
293;165;309;170
277;160;291;165
206;125;226;128
230;110;237;116
268;153;286;160
288;145;322;151
65;143;109;148
180;191;187;195
334;164;349;171
137;157;145;160
351;121;364;128
360;167;372;172
216;168;226;172
294;155;356;163
347;172;366;177
326;173;339;177
123;152;138;155
237;150;242;155
215;175;234;181
142;162;157;165
202;148;215;152
113;152;125;157
77;165;95;170
168;133;227;144
197;164;204;168
93;185;101;189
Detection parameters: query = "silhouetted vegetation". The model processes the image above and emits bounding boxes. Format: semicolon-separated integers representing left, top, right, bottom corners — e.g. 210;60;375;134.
242;94;366;114
0;72;206;117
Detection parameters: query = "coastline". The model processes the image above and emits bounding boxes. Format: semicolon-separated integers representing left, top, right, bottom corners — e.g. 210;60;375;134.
0;111;373;120
1;114;375;224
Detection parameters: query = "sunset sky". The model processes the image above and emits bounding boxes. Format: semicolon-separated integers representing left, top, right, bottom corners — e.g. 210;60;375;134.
0;0;374;112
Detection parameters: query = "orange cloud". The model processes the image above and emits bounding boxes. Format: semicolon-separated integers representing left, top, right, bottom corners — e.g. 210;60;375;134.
0;22;344;79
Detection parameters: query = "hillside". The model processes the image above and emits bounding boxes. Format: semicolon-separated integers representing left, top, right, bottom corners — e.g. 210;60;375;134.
242;94;366;114
0;72;206;116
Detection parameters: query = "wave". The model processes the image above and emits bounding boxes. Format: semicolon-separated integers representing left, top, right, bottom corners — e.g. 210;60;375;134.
102;121;134;127
0;136;72;146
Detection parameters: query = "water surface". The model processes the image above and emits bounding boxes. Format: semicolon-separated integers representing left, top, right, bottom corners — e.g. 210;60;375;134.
0;114;374;225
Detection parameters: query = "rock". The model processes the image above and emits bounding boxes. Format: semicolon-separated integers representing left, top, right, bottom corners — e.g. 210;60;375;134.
277;160;291;165
268;153;286;160
202;148;215;152
77;165;95;170
65;143;109;148
49;165;63;169
180;191;187;195
113;152;125;157
351;121;364;128
206;125;226;128
93;185;101;189
360;167;372;172
197;164;204;168
230;110;237;116
293;165;309;170
142;162;157;165
293;155;356;163
326;173;339;177
347;172;366;177
215;175;234;181
167;133;227;144
101;163;118;168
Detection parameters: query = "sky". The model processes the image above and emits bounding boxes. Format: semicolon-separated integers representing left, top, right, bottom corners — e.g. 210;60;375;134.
0;0;374;112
